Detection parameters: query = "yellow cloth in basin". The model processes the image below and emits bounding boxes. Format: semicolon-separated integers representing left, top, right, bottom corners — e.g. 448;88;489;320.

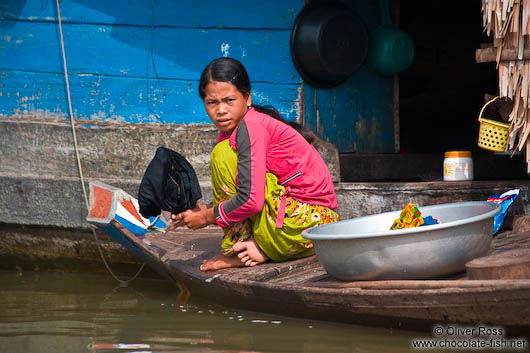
390;203;424;230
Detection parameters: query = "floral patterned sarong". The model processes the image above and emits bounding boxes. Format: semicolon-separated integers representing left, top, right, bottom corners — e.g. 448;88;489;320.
211;139;339;261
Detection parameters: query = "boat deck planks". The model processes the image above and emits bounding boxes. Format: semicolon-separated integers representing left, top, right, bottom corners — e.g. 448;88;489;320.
489;229;530;254
109;220;530;332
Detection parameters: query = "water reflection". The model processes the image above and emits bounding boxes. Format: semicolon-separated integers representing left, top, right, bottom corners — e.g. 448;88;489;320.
0;270;435;353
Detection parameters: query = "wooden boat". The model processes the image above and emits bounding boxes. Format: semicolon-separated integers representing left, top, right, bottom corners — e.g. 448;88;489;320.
87;181;530;334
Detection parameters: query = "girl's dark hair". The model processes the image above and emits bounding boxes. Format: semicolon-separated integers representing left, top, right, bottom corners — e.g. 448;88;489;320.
199;57;314;143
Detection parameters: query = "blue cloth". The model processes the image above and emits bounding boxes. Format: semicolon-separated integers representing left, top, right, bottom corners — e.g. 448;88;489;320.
421;216;439;226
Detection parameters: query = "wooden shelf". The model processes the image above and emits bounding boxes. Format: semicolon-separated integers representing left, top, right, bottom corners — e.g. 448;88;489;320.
476;47;530;63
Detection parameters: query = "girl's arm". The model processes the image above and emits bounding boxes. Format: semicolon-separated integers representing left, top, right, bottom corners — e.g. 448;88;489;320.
170;120;268;230
214;120;268;228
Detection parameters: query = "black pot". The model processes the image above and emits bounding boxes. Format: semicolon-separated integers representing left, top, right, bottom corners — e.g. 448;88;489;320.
290;0;369;88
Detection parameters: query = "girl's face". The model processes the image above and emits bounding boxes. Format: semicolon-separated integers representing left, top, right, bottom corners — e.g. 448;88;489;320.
203;80;251;135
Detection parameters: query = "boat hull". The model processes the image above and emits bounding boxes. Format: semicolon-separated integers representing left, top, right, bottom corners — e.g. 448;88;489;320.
87;182;530;334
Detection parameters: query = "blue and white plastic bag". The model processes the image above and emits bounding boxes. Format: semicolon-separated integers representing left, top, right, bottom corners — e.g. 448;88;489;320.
487;189;520;234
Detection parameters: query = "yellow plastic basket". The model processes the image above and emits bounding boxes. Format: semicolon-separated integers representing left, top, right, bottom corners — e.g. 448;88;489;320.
477;96;510;152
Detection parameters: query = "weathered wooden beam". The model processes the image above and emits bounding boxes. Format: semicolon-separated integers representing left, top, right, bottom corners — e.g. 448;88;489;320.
0;118;339;183
475;47;530;63
466;248;530;280
309;278;530;290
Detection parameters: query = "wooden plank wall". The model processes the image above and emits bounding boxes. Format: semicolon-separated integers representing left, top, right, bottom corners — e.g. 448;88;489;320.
0;0;303;123
0;0;394;153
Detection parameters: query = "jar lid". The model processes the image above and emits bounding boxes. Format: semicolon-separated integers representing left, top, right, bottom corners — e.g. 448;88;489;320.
445;150;472;158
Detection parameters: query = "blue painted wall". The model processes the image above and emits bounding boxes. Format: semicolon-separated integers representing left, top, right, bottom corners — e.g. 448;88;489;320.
0;0;395;153
0;0;302;124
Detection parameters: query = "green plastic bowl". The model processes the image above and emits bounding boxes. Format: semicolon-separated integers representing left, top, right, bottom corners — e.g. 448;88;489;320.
367;25;415;76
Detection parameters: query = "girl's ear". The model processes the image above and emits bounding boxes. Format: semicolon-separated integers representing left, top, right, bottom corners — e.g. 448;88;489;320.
246;92;252;107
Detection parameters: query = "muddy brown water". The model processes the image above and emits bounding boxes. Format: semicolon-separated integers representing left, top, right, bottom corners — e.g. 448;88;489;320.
0;270;517;353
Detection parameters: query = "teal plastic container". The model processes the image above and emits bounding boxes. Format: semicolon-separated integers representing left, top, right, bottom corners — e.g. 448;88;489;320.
366;0;415;76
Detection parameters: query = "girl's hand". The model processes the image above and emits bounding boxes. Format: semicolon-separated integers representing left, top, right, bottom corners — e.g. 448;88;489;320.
170;201;215;230
168;213;185;231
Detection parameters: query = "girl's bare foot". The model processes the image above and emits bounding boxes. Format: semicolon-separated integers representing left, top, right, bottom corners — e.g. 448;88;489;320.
200;253;243;271
200;239;269;271
232;239;269;267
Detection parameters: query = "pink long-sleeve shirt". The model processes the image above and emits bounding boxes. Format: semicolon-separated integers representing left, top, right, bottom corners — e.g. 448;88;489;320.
213;108;338;229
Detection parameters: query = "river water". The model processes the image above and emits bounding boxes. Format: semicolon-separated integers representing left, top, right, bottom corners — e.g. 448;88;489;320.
0;270;487;353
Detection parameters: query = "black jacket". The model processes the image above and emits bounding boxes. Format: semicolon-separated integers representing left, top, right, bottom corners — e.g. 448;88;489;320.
138;147;202;218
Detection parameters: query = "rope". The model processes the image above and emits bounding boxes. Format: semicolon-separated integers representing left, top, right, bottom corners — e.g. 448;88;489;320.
92;226;146;285
56;0;88;211
56;0;145;285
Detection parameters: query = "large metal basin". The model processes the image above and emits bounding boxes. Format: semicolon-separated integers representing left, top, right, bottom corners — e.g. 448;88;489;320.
302;201;502;281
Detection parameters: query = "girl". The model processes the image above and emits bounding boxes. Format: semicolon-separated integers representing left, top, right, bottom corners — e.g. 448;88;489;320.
171;58;339;271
